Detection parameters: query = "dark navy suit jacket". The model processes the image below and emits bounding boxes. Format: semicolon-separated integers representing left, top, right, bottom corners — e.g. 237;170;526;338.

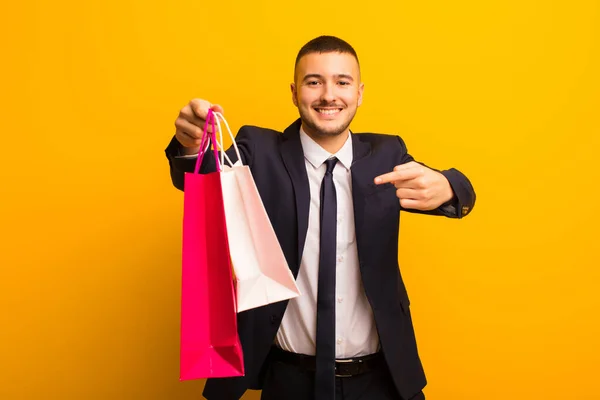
165;118;476;400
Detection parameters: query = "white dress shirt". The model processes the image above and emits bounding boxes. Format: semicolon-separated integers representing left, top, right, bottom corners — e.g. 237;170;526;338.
274;128;380;358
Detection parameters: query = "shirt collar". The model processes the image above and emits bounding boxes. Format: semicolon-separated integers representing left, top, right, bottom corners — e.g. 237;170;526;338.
299;126;353;171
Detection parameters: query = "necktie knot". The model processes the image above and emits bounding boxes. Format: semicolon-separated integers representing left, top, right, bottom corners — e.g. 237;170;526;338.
324;157;338;175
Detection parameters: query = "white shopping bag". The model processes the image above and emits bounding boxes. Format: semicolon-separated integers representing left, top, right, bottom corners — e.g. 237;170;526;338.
212;112;301;312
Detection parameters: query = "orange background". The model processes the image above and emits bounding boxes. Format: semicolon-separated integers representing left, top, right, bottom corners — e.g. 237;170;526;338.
1;1;599;399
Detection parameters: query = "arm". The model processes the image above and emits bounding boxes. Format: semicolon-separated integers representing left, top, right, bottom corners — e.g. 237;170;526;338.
375;136;476;218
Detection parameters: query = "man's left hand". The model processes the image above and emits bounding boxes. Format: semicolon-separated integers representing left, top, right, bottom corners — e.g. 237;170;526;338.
374;162;454;210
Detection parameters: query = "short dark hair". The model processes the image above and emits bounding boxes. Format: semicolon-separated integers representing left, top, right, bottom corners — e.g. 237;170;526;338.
294;35;360;70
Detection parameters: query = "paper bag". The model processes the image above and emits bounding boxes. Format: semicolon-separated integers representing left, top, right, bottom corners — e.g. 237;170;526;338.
212;112;301;312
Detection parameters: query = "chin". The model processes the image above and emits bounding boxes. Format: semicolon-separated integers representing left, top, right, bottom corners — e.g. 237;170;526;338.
318;125;348;137
303;117;349;137
304;121;346;137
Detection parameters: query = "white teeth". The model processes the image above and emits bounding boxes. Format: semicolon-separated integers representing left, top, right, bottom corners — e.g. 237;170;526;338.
316;109;341;115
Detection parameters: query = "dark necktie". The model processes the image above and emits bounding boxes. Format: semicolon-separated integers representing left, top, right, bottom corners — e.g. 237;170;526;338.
315;157;338;400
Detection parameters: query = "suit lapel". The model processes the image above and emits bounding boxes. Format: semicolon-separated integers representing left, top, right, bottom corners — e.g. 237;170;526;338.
350;134;372;257
280;119;310;277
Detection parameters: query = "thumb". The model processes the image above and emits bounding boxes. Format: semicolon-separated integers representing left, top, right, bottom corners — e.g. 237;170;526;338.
394;161;417;172
210;104;225;114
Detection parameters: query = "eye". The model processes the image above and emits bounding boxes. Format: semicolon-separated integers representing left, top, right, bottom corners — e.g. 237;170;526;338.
338;81;351;86
307;80;320;86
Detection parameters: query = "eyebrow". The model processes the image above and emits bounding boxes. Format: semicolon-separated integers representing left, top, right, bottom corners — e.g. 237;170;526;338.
302;74;355;82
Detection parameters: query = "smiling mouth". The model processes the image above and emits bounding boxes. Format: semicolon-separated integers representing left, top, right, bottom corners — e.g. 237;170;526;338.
314;107;343;115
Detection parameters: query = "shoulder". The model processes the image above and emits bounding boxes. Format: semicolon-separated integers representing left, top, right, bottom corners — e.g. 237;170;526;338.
353;131;408;153
237;124;282;141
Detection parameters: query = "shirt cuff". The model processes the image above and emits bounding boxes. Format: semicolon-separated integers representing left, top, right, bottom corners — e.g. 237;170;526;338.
175;154;198;159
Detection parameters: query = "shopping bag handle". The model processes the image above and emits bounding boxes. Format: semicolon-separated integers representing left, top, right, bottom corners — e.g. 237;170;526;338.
194;109;222;174
213;111;243;168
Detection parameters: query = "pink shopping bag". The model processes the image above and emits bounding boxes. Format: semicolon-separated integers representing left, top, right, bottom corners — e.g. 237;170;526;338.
179;109;244;380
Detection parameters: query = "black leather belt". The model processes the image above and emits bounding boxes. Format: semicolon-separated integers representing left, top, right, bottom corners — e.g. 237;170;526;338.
270;346;384;378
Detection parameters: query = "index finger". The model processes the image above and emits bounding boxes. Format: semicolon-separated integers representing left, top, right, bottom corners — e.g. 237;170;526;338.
374;168;421;185
189;99;213;119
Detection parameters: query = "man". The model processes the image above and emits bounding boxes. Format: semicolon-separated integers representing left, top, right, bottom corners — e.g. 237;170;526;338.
165;35;476;400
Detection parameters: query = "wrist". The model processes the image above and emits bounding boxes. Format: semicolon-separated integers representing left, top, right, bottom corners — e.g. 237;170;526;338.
181;146;200;156
439;173;455;203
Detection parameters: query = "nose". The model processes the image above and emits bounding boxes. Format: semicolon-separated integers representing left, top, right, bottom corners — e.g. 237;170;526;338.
320;82;336;104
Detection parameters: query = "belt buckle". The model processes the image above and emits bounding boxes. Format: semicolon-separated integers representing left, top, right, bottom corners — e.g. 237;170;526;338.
334;358;360;378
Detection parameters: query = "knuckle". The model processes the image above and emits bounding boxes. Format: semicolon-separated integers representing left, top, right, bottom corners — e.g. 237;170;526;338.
189;101;202;115
180;105;192;117
420;187;429;199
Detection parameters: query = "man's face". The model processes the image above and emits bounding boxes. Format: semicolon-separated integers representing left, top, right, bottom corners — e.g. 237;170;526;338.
292;52;364;138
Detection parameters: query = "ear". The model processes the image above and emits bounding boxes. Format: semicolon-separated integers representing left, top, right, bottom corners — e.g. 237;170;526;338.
291;83;298;107
357;82;364;107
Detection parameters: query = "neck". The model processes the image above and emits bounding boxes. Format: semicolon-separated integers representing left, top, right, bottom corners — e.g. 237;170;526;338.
302;124;350;154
